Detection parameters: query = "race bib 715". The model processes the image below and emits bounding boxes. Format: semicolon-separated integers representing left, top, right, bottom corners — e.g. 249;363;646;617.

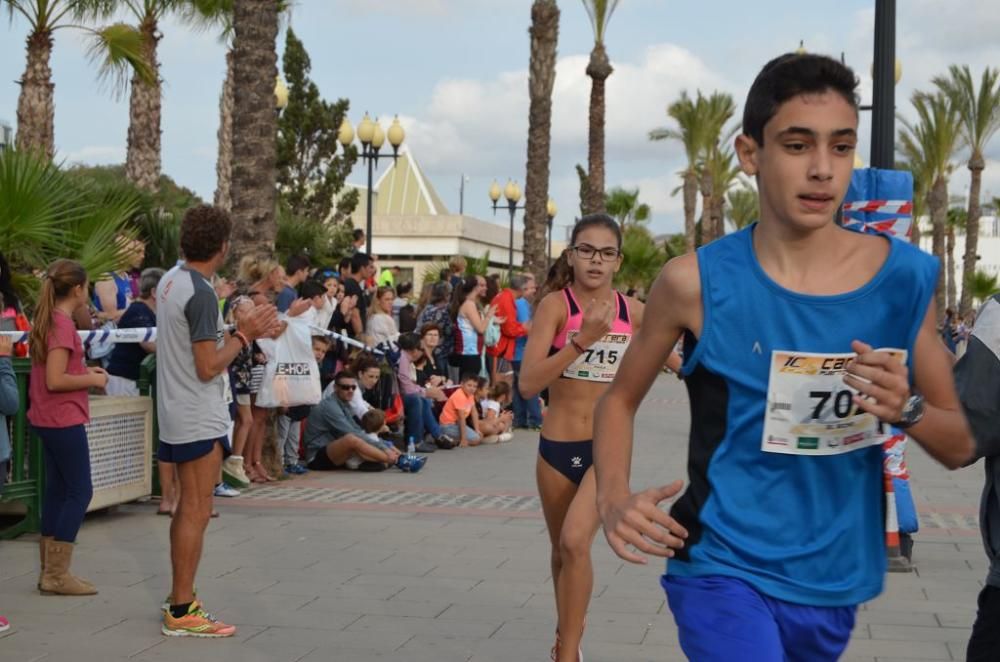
562;331;631;382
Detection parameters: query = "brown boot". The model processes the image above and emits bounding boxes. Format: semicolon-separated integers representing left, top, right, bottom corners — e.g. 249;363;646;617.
39;540;97;596
38;535;53;590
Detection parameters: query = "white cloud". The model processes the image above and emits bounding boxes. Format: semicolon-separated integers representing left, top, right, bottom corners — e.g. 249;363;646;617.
61;144;126;164
402;42;734;234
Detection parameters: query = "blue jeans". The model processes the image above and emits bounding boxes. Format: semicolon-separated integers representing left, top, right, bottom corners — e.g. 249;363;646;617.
440;423;481;444
512;361;542;427
36;425;93;543
402;393;441;442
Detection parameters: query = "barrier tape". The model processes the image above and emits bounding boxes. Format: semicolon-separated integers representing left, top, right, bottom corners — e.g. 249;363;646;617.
843;200;913;215
0;325;383;356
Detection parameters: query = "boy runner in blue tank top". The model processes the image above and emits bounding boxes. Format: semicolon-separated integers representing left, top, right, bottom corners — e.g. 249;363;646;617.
593;53;975;661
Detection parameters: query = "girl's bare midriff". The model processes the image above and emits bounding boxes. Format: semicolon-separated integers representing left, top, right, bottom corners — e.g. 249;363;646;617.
541;377;609;441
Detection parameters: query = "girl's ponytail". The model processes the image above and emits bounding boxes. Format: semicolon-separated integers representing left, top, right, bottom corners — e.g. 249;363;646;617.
535;251;573;309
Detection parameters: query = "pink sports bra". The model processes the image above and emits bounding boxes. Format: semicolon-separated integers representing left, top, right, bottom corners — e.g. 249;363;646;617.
549;288;632;353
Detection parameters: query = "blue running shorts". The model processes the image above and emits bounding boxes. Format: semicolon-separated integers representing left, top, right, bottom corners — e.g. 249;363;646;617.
661;575;857;661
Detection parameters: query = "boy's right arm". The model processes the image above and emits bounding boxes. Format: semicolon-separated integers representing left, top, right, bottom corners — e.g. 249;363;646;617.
594;254;700;565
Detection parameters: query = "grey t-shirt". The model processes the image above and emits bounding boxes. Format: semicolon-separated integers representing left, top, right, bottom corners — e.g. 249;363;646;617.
303;395;364;462
955;293;1000;588
156;265;230;444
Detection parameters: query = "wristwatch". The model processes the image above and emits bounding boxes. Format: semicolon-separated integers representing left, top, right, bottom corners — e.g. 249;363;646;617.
893;394;925;429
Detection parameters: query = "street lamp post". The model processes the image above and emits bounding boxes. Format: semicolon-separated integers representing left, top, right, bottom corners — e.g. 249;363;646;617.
546;198;558;269
338;113;405;255
489;180;525;279
870;0;897;169
274;76;289;116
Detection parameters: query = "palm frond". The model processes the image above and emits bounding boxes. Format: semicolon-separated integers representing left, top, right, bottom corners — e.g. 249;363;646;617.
580;0;620;43
85;21;155;98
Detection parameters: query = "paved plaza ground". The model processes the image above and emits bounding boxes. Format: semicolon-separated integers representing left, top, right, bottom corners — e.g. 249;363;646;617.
0;375;988;661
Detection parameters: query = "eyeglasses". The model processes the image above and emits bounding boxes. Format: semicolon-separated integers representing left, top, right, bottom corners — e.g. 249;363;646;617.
571;244;620;262
336;383;357;391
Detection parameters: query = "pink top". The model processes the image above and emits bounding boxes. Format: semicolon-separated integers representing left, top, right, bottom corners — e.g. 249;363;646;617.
549;288;633;352
28;310;90;428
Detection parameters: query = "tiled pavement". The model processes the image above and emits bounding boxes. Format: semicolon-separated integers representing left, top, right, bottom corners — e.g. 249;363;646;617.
0;376;988;661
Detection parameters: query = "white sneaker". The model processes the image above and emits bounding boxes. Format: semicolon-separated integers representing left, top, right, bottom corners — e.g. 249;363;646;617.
498;432;513;443
213;483;240;498
481;435;499;444
222;456;251;489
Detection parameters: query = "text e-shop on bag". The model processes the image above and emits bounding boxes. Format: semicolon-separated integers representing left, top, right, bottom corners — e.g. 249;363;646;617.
255;318;322;409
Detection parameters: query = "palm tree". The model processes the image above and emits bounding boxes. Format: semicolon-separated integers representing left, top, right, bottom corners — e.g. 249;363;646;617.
580;0;619;214
113;0;195;193
0;149;137;301
969;269;998;306
697;96;737;244
933;65;1000;316
945;207;966;310
228;0;279;262
704;143;741;241
6;0;152;159
898;91;963;319
523;0;559;285
895;156;931;246
726;186;758;232
605;187;650;228
615;224;664;293
650;92;703;254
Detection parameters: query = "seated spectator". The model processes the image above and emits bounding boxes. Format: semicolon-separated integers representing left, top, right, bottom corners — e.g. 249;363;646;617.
414;324;449;387
106;267;163;397
367;286;399;346
304;371;401;471
306;370;423;472
439;373;483;447
360;409;386;446
415;282;453;369
395;283;416;333
477;379;513;442
397;334;454;452
94;237;144;324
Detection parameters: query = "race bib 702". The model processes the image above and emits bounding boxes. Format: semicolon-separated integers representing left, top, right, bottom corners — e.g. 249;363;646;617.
761;348;906;456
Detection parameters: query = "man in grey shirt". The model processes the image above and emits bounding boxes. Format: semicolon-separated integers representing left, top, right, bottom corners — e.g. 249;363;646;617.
304;370;401;471
957;293;1000;661
157;205;278;638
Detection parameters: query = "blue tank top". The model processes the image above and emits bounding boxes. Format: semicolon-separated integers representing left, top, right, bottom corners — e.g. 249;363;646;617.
454;311;481;356
668;224;938;607
93;272;132;313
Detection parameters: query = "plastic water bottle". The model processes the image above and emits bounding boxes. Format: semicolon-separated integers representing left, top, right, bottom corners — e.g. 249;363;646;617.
407;436;416;460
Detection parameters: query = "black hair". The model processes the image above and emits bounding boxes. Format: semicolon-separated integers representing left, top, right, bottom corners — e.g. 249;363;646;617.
338;257;351;274
449;275;480;320
180;205;232;262
398;333;421;351
742;53;859;146
459;372;480;384
353;228;365;241
334;370;356;384
537;213;622;303
439;268;450;282
299;280;325;299
0;251;20;312
397;281;413;297
285;254;311;276
350;252;372;273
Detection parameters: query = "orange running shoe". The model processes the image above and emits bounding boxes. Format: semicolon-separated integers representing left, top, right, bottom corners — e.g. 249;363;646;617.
161;600;236;638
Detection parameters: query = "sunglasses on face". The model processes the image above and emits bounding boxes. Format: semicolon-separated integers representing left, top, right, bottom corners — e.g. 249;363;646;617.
336;383;357;391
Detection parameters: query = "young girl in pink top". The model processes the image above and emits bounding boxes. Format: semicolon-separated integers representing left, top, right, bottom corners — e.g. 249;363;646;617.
28;259;108;596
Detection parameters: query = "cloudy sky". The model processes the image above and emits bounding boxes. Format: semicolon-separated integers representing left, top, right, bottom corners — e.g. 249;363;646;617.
2;0;1000;240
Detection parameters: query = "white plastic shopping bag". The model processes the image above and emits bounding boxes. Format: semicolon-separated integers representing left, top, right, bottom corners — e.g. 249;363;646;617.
255;319;322;408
